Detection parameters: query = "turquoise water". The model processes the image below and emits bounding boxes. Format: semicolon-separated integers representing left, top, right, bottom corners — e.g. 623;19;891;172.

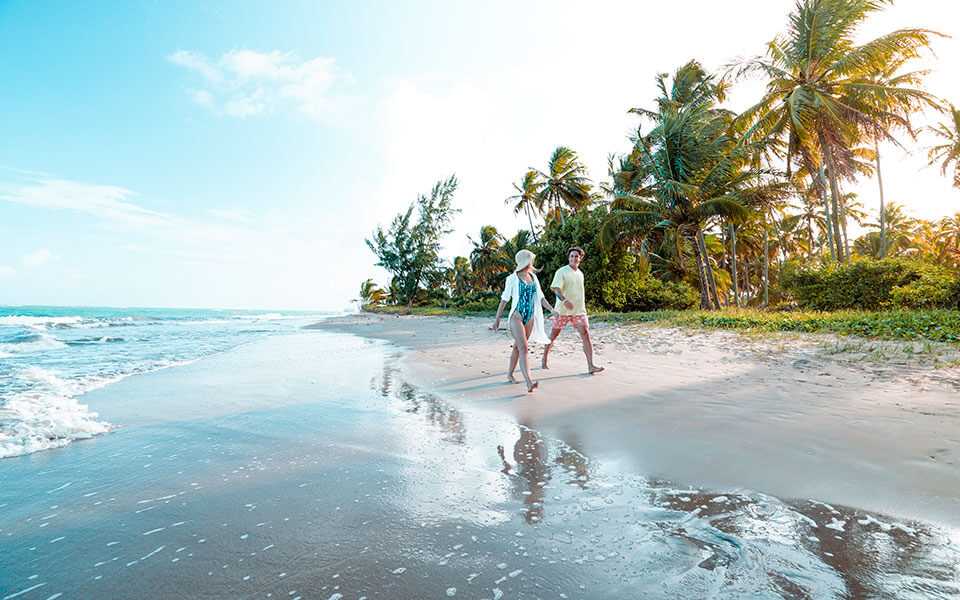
0;306;333;458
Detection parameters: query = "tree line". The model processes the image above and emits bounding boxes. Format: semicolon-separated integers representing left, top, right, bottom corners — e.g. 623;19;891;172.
364;0;960;312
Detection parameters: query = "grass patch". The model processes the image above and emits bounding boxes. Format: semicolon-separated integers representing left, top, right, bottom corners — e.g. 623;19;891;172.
364;305;960;344
602;308;960;343
363;304;496;318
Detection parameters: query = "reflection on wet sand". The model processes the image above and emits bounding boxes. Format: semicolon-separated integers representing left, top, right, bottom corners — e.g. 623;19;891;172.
379;360;960;599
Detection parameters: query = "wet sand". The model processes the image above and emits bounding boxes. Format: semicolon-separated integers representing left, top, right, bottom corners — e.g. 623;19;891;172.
2;324;958;598
312;314;960;529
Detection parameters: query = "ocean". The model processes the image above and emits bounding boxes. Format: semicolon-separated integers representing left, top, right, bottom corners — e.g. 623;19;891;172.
0;306;333;459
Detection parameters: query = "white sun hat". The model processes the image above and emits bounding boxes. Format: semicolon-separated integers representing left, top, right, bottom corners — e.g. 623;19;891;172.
514;249;537;272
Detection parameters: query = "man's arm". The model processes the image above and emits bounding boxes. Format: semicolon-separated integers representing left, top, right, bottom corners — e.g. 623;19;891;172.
552;286;573;311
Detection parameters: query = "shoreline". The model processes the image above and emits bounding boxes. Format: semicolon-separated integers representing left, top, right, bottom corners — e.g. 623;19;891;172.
4;324;959;598
312;312;960;528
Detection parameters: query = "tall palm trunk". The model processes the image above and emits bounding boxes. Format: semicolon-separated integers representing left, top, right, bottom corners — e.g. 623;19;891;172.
818;167;837;262
839;195;850;259
690;230;712;309
818;131;847;261
696;228;721;310
525;204;538;242
875;137;887;258
744;259;752;304
729;223;740;307
763;211;770;308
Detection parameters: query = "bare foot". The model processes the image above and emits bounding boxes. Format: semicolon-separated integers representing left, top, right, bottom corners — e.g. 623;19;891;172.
540;359;549;370
507;374;519;384
527;381;539;393
589;366;605;375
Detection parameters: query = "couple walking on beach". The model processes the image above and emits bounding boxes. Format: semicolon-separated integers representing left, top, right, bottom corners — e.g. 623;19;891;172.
490;246;604;393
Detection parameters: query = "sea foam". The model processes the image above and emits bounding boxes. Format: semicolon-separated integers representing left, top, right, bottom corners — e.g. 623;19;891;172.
0;367;112;459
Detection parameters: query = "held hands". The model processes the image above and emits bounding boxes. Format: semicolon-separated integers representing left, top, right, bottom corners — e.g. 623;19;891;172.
489;320;501;331
563;299;575;311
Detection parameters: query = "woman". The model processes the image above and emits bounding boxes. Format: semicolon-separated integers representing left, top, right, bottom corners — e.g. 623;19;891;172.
490;249;555;393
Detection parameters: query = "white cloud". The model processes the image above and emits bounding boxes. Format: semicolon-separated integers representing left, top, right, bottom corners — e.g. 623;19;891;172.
168;50;222;83
0;177;170;227
23;248;52;268
189;89;215;108
0;265;15;278
207;208;255;223
168;49;347;122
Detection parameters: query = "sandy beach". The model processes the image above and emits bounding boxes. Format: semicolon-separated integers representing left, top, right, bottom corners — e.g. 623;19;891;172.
2;319;959;599
313;313;960;528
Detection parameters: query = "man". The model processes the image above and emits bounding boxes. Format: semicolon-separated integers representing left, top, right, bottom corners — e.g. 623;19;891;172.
542;246;604;374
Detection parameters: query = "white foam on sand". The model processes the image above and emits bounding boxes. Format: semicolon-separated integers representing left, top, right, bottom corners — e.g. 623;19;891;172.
0;366;113;459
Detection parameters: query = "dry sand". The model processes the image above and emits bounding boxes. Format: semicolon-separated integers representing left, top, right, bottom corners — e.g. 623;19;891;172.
313;313;960;528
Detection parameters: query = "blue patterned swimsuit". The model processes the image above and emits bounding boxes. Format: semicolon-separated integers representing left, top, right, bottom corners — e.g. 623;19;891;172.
516;276;537;324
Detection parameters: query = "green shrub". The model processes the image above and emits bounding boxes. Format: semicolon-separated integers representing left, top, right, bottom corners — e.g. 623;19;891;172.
454;295;501;312
601;255;698;311
781;258;960;310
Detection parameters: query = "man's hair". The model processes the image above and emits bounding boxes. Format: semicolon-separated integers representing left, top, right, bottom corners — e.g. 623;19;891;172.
567;246;585;258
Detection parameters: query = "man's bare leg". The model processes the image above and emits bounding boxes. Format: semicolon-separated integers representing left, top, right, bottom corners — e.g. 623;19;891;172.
541;326;562;369
574;321;604;374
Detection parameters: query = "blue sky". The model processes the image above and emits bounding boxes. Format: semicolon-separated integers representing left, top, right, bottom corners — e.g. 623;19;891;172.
1;0;958;310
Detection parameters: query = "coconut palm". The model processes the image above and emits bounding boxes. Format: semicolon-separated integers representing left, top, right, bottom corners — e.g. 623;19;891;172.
853;201;917;257
536;146;593;224
734;0;941;263
506;170;545;241
359;278;387;306
927;104;960;189
468;225;505;292
605;61;791;309
495;230;534;287
451;256;473;297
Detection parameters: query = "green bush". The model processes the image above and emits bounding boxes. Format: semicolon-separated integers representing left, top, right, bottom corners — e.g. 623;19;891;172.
453;295;501;312
532;209;611;308
781;258;960;310
601;255;698;311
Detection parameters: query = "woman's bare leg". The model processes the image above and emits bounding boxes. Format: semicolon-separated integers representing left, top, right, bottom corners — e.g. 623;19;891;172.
509;314;537;392
507;344;519;383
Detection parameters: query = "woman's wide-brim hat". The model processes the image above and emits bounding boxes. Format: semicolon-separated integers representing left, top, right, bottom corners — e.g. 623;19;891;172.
514;249;536;272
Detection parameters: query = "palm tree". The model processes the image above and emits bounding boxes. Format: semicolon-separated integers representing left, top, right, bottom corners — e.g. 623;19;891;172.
937;214;960;260
468;225;505;292
606;61;790;309
359;278;387;306
536;146;592;224
838;191;869;258
861;59;940;256
735;0;941;263
853;201;917;257
927;104;960;189
451;256;473;298
506;170;545;241
496;230;533;287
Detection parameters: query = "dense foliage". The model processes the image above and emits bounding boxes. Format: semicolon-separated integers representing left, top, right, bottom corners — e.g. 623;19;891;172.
363;0;959;325
782;259;959;311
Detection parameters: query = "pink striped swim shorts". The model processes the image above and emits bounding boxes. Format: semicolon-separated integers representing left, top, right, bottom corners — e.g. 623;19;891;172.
550;314;589;334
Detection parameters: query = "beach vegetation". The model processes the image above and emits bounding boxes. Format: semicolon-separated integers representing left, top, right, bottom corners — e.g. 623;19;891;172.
365;175;460;307
361;0;960;344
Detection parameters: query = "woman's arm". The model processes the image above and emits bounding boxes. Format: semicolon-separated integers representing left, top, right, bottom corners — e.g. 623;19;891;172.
540;296;555;314
490;300;508;331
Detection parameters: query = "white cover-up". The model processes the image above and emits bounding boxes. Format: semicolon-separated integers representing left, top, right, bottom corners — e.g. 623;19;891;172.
500;271;551;345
